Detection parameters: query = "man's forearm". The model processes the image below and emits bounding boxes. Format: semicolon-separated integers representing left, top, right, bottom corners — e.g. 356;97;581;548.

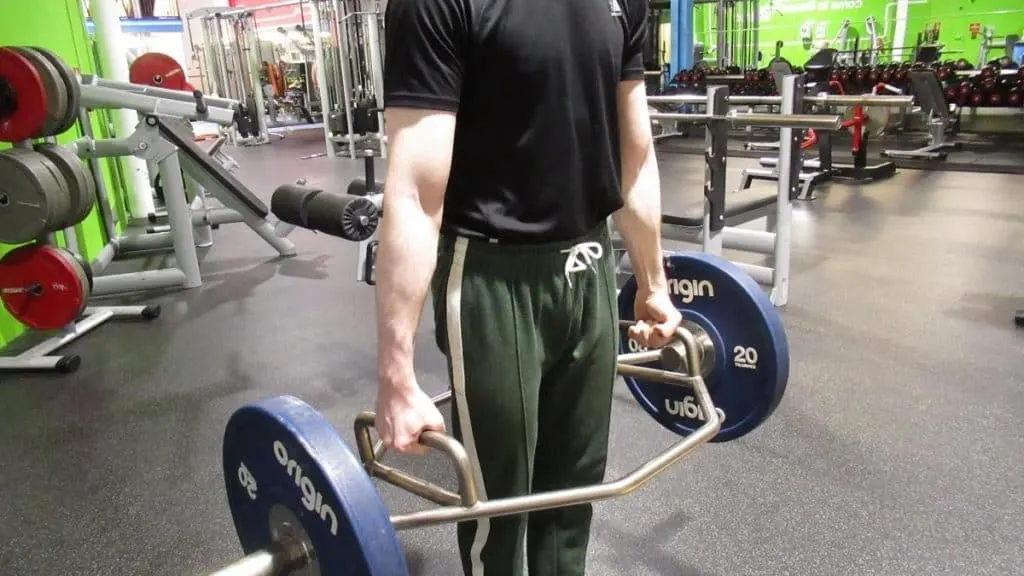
613;141;667;292
375;193;441;391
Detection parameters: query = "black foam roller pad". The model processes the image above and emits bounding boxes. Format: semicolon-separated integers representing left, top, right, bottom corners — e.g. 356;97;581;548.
271;183;323;227
306;192;380;241
346;178;385;196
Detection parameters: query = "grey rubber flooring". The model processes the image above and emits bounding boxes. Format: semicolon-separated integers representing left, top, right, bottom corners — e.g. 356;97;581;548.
1;129;1022;575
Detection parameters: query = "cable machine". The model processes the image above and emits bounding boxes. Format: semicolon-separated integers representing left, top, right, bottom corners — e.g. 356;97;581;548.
324;0;387;160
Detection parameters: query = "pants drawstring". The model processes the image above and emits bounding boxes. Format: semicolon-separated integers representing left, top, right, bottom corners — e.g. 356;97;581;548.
560;241;604;288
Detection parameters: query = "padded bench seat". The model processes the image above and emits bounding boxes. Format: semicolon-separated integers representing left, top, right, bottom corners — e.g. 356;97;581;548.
661;185;778;228
152;116;271;219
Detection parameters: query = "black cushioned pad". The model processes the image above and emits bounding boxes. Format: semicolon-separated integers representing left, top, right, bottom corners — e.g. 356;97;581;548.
152;117;270;219
908;69;947;119
662;185;778;228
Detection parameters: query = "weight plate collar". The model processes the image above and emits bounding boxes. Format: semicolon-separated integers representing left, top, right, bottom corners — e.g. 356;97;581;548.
618;252;789;442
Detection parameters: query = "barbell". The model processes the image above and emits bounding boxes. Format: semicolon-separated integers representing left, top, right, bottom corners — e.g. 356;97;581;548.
647;93;915;108
648;109;844;131
211;251;789;575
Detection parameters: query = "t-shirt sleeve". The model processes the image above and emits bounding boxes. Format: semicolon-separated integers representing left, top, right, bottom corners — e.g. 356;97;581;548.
620;0;647;81
383;0;469;112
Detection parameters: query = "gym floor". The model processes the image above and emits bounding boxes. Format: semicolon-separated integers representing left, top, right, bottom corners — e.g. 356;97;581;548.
1;131;1022;575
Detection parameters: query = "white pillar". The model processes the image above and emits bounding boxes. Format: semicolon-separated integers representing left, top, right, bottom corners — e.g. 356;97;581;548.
892;0;910;62
310;0;335;156
90;0;155;219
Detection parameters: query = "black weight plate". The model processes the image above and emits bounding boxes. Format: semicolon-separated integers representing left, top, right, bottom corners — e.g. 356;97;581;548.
9;47;67;138
223;395;410;576
30;47;80;135
35;143;93;226
0;150;65;242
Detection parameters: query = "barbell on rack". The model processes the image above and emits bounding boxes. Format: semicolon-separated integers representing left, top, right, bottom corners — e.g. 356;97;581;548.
648;110;844;130
647;93;915;108
210;251;789;575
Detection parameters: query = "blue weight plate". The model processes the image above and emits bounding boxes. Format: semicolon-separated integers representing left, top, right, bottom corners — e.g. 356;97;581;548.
618;252;789;442
223;395;409;576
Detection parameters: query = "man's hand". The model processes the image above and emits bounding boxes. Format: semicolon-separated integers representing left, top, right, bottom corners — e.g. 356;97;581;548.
629;286;682;349
375;376;447;456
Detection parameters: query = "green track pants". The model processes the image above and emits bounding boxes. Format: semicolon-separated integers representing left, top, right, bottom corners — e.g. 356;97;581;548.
431;224;619;576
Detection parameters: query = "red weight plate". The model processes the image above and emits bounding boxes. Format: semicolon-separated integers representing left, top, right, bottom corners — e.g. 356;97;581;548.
0;244;86;331
129;52;188;90
0;47;49;142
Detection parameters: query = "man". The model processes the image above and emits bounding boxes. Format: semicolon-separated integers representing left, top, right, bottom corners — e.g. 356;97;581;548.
372;0;681;573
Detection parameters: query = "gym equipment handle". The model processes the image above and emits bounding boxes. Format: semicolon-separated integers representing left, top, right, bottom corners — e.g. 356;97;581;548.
356;324;722;531
355;412;477;507
649;110;844;131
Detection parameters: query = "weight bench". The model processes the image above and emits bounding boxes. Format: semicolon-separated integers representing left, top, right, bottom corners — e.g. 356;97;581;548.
881;69;961;160
151;116;296;257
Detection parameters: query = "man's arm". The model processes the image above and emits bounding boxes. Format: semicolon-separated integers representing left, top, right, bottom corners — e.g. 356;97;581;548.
374;0;466;398
375;108;456;390
611;79;667;294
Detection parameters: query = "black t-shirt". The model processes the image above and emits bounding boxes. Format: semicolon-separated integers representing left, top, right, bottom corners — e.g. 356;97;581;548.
383;0;647;243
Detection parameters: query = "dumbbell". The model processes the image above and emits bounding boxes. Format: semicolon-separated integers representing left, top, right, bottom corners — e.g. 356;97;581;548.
894;64;910;83
1009;86;1022;107
945;84;960;103
856;65;871;85
215;252;789;576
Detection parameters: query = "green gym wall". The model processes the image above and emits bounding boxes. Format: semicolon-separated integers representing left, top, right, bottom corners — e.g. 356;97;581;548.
692;0;1024;68
0;0;126;350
